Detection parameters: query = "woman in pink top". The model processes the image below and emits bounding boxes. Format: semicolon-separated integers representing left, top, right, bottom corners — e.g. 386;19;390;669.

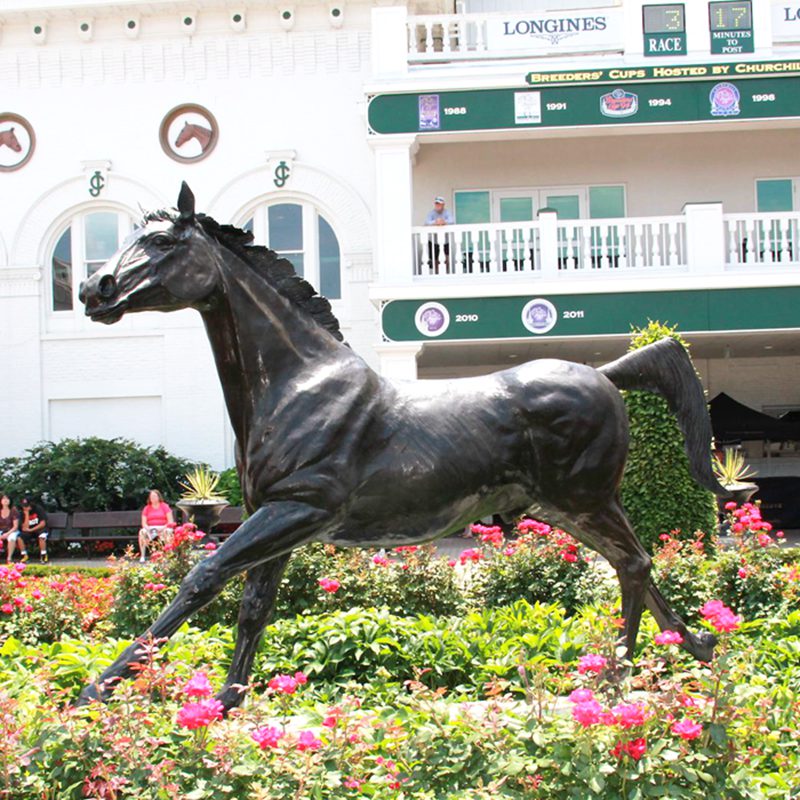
0;494;19;563
138;489;174;562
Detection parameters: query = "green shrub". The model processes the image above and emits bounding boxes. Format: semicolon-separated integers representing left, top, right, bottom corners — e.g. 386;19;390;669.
108;528;243;638
216;467;244;507
619;322;719;552
477;522;616;614
651;530;717;623
0;437;197;511
276;542;467;618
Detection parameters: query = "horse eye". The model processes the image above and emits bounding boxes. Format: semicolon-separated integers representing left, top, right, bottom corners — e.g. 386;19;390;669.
150;234;174;248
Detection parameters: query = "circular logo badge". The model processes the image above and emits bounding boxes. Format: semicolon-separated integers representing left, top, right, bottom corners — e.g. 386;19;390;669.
709;82;740;117
414;302;450;337
0;113;36;172
521;298;557;334
159;104;219;163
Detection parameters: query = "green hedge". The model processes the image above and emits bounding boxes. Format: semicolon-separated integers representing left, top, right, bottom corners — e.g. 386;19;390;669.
619;323;719;552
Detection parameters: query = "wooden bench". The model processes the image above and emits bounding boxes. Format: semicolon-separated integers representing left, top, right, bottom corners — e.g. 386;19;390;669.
49;507;244;556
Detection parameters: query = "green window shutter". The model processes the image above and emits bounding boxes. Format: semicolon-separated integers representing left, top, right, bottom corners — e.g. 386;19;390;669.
589;186;626;218
756;179;793;212
454;191;490;223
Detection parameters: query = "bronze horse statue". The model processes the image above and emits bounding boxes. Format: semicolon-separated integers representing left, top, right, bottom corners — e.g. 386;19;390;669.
79;183;725;709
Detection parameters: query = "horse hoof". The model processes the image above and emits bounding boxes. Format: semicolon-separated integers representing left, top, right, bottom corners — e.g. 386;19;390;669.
215;684;248;713
686;631;717;662
74;684;101;707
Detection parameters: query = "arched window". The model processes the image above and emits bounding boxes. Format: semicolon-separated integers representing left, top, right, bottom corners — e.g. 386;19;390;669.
50;210;132;312
243;202;341;299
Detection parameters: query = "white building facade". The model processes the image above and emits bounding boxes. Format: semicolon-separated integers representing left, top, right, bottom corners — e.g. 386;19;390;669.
1;0;800;485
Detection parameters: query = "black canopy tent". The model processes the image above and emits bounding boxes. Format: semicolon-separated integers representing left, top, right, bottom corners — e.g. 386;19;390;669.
709;393;800;443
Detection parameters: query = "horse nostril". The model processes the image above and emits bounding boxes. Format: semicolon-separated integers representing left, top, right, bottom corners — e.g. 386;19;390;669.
99;275;117;299
78;281;86;303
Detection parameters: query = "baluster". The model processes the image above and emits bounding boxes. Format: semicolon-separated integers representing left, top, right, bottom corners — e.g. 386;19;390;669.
425;22;434;54
475;18;485;52
442;20;452;53
454;233;464;274
436;231;448;275
597;224;608;269
618;225;630;269
667;221;679;266
726;221;738;264
577;225;588;270
748;220;760;263
781;218;791;262
408;22;416;56
633;223;644;267
523;227;533;272
420;232;431;275
486;229;496;273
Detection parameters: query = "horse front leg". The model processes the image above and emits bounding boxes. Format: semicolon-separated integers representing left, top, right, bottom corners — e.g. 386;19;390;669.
215;554;291;711
76;501;325;706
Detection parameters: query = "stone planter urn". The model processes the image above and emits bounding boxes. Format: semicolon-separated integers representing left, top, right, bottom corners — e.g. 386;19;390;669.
176;499;229;543
723;481;759;507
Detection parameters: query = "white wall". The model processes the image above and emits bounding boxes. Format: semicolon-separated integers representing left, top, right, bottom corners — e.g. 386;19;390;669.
0;1;379;467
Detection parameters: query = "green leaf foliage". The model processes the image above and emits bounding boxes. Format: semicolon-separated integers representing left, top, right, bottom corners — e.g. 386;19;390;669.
619;323;719;552
0;436;197;511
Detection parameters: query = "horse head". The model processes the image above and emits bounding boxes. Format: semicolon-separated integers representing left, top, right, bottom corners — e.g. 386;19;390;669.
0;127;21;152
174;121;194;148
80;183;220;323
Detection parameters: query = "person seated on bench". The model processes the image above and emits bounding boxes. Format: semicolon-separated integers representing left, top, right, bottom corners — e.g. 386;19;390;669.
139;489;174;563
0;494;20;563
8;494;49;563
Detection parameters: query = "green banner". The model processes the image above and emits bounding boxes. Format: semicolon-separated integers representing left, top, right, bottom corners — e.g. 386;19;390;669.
382;287;800;342
368;74;800;135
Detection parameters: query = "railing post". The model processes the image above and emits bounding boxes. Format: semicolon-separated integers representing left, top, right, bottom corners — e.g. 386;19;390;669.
683;202;725;273
537;209;559;277
371;7;410;77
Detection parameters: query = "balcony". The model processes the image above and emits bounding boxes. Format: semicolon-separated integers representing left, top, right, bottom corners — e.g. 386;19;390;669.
407;208;800;284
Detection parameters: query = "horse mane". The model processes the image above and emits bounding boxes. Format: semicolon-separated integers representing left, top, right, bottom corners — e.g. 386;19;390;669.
142;209;344;342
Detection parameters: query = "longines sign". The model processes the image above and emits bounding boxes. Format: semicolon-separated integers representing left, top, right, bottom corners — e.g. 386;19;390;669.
772;3;800;40
486;8;623;52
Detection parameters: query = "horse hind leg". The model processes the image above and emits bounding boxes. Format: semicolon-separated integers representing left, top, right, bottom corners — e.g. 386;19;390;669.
645;583;716;661
215;554;291;711
572;499;716;663
569;501;651;663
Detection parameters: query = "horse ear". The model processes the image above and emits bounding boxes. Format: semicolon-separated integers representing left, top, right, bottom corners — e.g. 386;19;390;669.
177;182;195;221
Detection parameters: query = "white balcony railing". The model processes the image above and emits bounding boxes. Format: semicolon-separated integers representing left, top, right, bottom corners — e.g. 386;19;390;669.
725;212;800;267
412;214;686;279
408;13;483;61
408;209;800;283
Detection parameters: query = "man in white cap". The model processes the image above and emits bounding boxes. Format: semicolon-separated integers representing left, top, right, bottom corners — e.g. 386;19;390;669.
424;196;454;271
425;195;454;226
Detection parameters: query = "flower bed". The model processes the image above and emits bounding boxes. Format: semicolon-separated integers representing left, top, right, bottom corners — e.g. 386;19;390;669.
0;509;798;797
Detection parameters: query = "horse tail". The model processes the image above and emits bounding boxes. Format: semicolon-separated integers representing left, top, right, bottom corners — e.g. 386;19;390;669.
598;337;727;497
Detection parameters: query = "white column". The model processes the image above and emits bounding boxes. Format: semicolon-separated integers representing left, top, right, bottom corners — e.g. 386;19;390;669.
374;343;422;380
370;135;418;286
683;202;725;273
371;7;409;78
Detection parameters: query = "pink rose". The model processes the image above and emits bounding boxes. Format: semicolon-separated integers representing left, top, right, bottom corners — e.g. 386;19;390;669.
577;654;607;675
654;630;684;645
671;717;703;740
252;725;283;750
176;698;224;730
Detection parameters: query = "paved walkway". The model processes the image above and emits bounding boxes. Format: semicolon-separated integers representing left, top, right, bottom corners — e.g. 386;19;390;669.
24;529;800;571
